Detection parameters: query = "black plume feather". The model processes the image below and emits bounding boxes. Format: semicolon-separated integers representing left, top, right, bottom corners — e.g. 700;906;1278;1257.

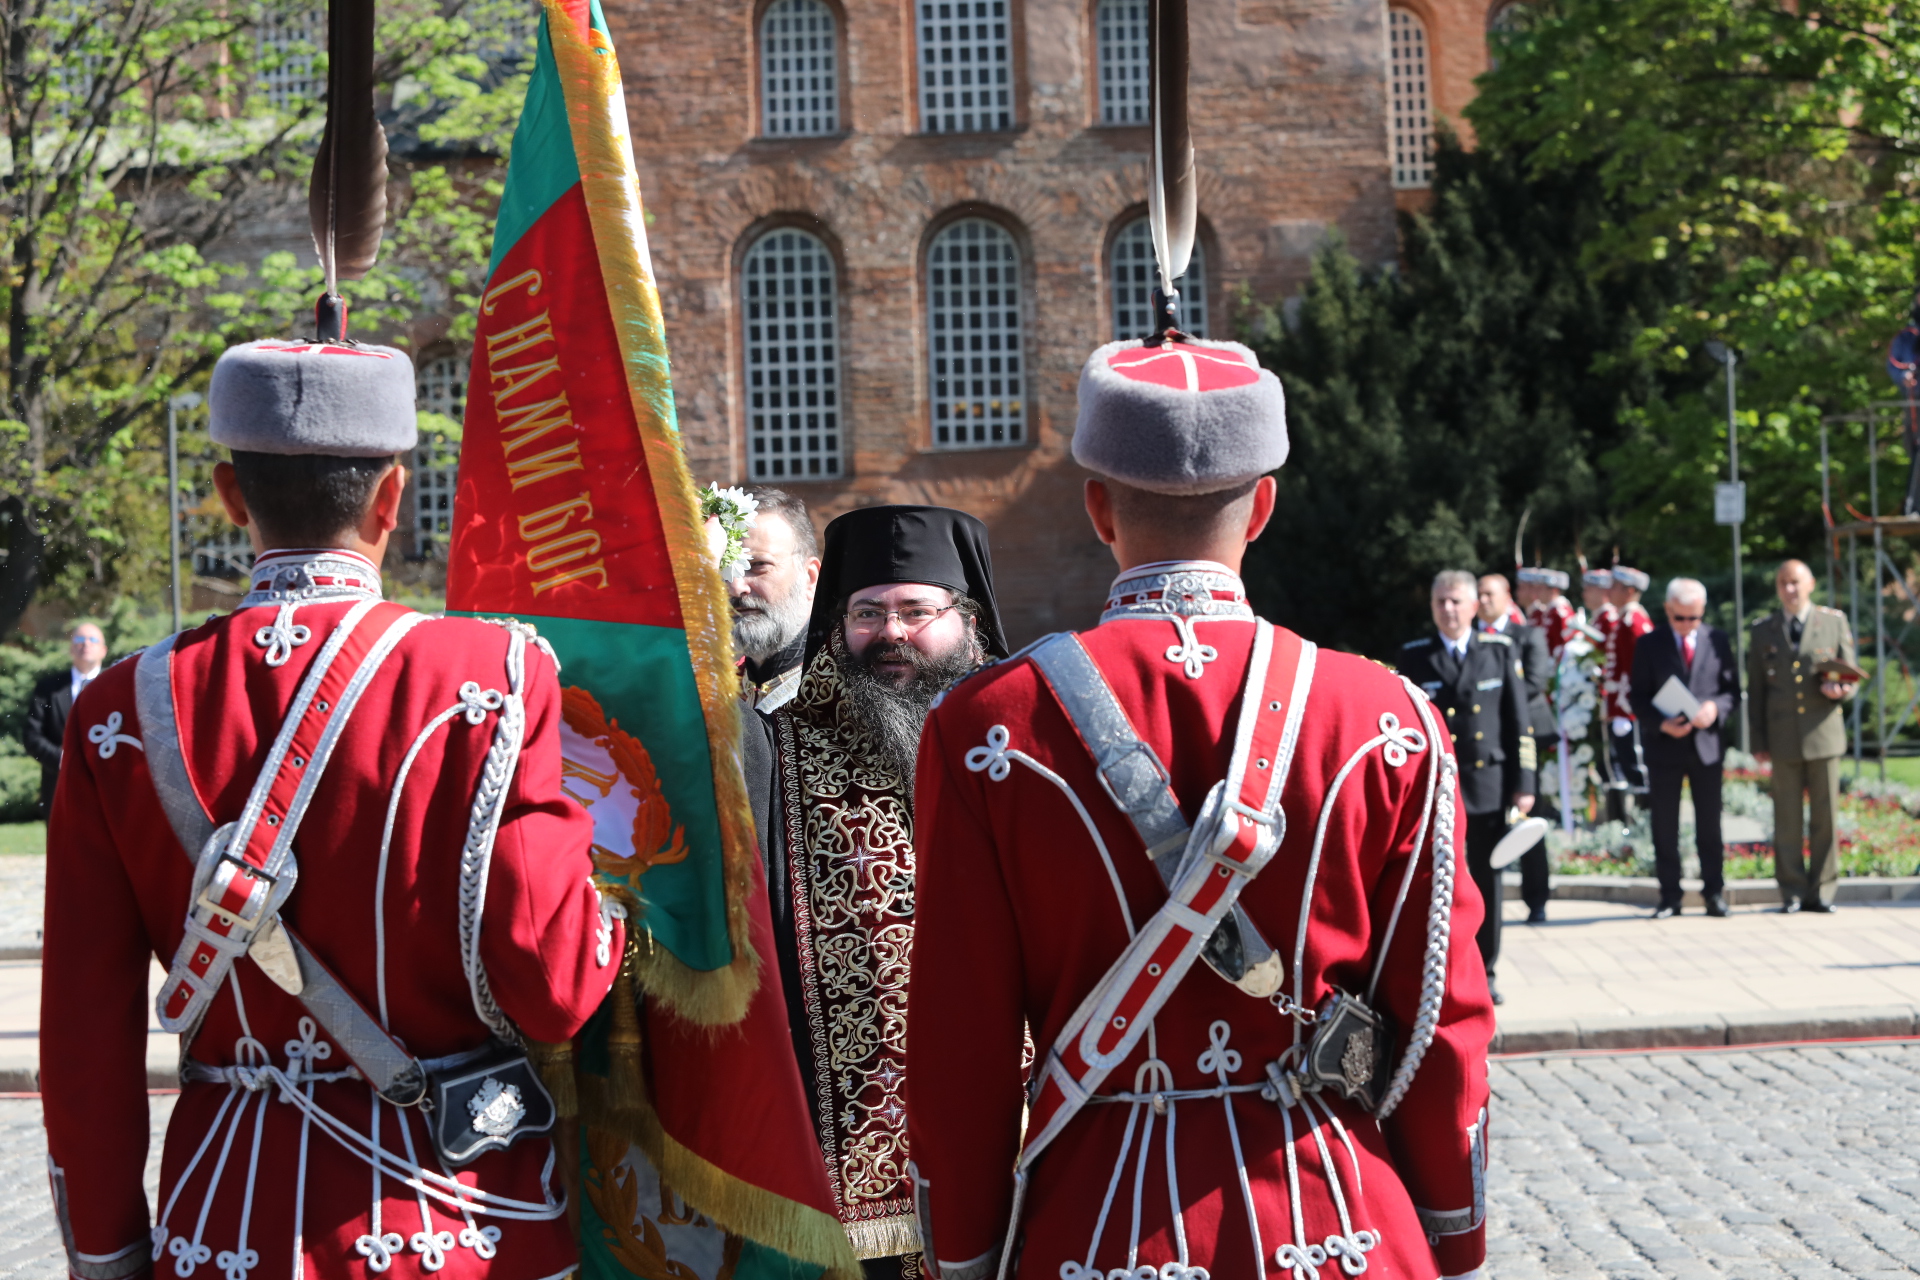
309;0;388;295
1148;0;1195;305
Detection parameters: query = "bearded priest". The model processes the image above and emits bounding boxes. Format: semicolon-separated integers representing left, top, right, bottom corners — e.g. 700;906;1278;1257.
752;504;1008;1277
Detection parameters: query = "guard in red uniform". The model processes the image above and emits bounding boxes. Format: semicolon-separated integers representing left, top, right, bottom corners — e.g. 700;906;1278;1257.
1603;565;1655;814
906;336;1495;1280
1517;568;1576;659
41;339;622;1279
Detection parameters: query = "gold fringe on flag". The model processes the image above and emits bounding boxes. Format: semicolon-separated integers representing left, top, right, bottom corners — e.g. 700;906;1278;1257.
580;1074;863;1280
544;0;760;1028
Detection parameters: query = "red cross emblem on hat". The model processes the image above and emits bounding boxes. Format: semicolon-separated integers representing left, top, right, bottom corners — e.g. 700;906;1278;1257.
256;341;393;359
1107;341;1260;393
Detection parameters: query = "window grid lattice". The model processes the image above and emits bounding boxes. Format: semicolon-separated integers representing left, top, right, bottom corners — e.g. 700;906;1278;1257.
1389;9;1433;189
257;9;323;111
1096;0;1148;125
745;229;843;481
1111;218;1208;341
918;1;1011;134
928;219;1025;450
762;0;837;137
193;525;255;578
415;355;465;556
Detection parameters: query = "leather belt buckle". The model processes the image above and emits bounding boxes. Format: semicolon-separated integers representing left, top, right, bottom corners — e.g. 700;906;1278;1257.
195;854;277;929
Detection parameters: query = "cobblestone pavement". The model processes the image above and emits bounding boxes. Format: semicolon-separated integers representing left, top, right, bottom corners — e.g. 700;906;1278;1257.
0;859;43;952
1489;1042;1920;1277
0;1094;169;1279
0;1045;1916;1275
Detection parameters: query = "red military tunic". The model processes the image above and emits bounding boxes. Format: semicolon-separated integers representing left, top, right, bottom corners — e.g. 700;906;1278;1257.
1526;596;1577;660
1603;602;1653;721
42;549;621;1280
907;562;1495;1280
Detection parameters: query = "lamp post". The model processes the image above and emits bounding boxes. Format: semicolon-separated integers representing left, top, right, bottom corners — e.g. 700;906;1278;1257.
1705;342;1749;753
167;392;203;634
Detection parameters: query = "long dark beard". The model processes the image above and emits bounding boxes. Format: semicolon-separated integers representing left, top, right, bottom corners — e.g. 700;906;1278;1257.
835;631;981;791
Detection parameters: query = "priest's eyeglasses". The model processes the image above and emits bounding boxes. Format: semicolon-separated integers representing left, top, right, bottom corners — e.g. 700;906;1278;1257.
845;604;959;634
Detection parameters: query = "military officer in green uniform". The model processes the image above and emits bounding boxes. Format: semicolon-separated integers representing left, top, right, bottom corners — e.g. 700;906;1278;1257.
1748;559;1858;913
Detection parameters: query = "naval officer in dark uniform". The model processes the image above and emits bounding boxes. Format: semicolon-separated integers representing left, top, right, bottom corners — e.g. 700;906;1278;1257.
1399;568;1537;1003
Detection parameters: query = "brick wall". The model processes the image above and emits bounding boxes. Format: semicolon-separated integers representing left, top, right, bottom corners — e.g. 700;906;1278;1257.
607;0;1409;643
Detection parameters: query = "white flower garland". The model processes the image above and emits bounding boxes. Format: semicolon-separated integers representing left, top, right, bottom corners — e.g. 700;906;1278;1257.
700;484;759;583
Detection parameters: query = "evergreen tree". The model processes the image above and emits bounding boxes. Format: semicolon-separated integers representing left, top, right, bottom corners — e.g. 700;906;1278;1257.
1241;139;1706;658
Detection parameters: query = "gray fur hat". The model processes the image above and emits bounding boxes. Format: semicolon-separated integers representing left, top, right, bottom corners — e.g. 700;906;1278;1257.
1517;567;1571;590
1071;338;1288;495
209;339;418;457
1612;565;1651;591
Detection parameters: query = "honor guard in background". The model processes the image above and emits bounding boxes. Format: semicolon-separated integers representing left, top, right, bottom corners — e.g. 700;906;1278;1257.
1479;574;1554;923
1518;567;1577;658
1605;565;1654;815
1582;567;1618;641
1401;571;1537;1002
1749;560;1859;913
907;335;1496;1280
730;486;821;714
40;340;623;1278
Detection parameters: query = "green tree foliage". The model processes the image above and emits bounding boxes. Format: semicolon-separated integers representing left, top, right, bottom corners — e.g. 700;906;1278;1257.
0;0;530;636
1242;139;1704;658
1468;0;1920;578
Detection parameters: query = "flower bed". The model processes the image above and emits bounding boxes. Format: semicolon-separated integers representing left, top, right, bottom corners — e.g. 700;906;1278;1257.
1546;769;1920;880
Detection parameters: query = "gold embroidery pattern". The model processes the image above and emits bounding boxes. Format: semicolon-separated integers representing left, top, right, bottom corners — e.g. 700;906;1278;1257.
776;650;920;1257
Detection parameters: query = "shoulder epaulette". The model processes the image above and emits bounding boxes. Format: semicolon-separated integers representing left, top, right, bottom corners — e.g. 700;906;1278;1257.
1817;605;1846;617
1401;637;1435;650
1479;632;1513;646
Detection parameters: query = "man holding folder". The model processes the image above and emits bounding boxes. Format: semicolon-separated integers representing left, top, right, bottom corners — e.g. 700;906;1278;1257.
1630;578;1741;918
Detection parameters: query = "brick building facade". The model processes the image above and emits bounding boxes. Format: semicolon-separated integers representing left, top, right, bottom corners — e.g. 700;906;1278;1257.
593;0;1508;644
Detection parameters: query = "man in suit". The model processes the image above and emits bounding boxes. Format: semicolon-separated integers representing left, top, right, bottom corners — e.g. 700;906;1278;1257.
1630;578;1740;918
1401;569;1536;1003
21;622;106;817
1748;559;1858;913
1478;572;1555;923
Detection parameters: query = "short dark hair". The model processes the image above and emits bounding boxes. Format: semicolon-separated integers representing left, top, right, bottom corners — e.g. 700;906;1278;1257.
746;486;820;561
1102;476;1262;543
230;451;397;546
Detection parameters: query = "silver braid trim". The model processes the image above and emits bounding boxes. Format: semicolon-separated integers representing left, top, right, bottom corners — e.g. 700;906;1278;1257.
1374;684;1458;1119
459;623;533;1043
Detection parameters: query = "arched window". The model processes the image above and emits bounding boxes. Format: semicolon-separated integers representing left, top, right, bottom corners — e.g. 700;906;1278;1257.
256;8;323;111
414;353;466;557
1388;9;1433;189
1095;0;1147;125
927;218;1025;449
1111;218;1208;340
761;0;838;137
917;0;1012;134
743;228;844;480
1486;3;1521;68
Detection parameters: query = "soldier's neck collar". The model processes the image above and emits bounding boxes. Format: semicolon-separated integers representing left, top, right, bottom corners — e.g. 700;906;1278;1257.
1103;560;1254;623
240;548;384;610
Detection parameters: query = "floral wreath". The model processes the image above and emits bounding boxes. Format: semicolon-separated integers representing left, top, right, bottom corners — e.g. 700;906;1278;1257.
700;483;758;583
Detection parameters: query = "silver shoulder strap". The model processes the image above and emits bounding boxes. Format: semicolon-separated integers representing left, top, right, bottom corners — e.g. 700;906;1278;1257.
133;627;429;1105
1028;632;1283;998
